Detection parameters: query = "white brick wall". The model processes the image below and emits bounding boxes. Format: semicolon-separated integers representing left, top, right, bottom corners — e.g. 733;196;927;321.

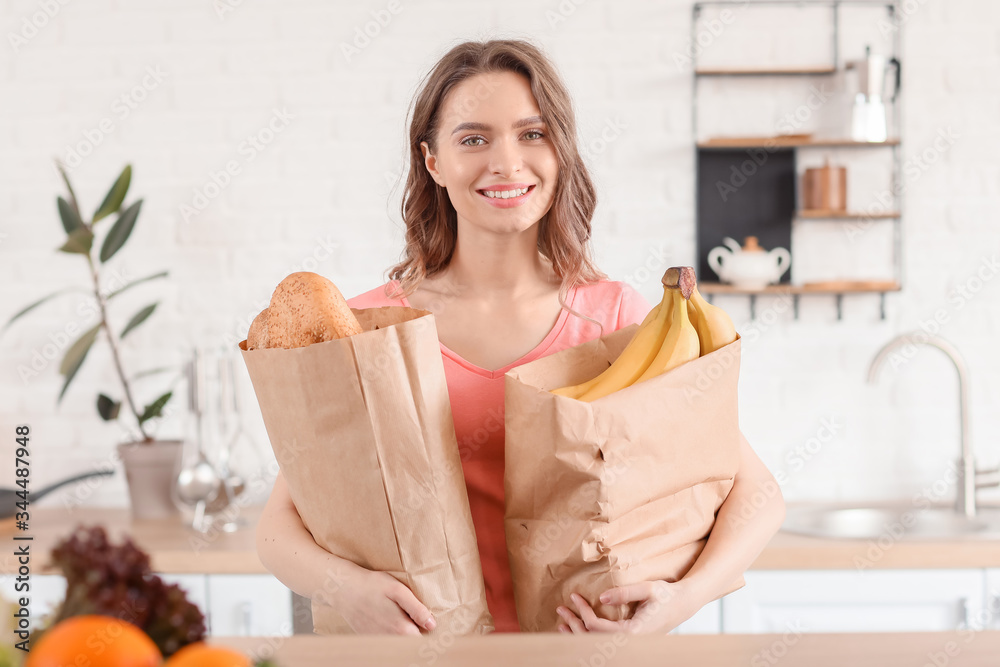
1;0;998;511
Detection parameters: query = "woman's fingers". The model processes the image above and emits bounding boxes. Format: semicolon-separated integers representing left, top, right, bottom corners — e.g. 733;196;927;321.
600;582;655;606
556;605;588;633
385;582;436;631
570;593;622;632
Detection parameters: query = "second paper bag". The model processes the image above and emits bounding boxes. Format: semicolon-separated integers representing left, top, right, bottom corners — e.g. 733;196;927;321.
504;324;745;632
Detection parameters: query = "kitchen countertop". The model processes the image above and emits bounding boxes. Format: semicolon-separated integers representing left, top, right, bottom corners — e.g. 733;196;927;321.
3;502;1000;575
207;631;1000;666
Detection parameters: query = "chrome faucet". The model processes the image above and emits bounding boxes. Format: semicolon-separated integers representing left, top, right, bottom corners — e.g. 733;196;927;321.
867;332;1000;518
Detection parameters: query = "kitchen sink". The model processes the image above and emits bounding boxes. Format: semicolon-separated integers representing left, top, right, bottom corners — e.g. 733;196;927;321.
782;503;1000;540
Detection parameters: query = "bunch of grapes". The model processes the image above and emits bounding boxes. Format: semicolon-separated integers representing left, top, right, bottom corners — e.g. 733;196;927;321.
44;524;206;656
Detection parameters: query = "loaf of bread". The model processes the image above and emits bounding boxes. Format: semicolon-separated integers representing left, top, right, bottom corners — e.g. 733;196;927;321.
246;272;363;350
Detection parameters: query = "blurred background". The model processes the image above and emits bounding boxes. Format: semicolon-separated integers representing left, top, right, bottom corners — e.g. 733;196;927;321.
0;0;999;622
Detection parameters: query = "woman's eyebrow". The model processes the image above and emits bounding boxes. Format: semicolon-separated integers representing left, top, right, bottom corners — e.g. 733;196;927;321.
450;116;546;135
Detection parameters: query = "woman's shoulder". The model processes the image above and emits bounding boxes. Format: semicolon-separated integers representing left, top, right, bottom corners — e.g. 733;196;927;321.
572;279;652;329
346;280;405;309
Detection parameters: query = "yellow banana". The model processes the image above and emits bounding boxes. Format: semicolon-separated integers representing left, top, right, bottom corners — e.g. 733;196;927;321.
687;286;737;356
573;297;672;402
633;269;700;384
551;292;670;400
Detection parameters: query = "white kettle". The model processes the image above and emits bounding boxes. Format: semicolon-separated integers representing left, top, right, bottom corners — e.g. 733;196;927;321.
707;236;791;289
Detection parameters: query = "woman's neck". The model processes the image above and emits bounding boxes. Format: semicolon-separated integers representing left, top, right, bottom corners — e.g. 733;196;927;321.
442;225;558;301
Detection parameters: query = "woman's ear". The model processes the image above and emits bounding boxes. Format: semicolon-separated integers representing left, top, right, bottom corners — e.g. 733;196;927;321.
420;141;444;187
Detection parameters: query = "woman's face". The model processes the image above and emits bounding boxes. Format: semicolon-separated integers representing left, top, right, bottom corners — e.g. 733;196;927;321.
421;70;559;236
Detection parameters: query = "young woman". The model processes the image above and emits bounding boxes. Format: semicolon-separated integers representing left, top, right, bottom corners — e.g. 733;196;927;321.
256;39;785;635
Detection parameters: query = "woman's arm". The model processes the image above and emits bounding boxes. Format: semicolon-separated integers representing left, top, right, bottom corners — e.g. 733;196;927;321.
255;470;363;605
558;431;785;634
256;470;437;634
679;430;786;603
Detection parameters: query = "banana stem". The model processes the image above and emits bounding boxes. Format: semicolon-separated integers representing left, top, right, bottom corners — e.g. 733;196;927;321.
662;267;696;300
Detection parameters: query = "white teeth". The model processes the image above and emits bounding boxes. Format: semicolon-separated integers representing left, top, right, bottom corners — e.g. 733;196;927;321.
483;187;529;199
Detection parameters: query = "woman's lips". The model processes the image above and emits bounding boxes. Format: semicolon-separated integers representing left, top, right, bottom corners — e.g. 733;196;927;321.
477;184;535;208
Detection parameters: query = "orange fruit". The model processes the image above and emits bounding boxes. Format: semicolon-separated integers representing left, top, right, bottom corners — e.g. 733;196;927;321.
26;614;161;667
164;642;252;667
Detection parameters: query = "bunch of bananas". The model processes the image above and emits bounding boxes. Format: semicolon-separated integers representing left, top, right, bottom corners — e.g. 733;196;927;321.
552;267;737;402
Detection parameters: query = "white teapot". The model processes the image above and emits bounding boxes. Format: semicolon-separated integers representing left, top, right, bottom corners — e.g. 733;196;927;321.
707;236;790;289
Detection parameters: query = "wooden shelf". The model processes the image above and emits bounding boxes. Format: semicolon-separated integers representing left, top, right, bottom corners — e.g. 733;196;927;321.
699;280;901;295
797;210;901;220
698;136;901;149
695;66;837;76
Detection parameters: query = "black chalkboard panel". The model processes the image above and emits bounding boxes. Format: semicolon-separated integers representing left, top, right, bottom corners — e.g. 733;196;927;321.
695;148;795;284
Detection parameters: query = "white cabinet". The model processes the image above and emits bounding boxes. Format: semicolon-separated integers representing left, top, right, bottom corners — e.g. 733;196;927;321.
722;570;986;634
205;574;293;637
1;572;291;638
673;599;721;634
986;569;1000;630
160;574;208;619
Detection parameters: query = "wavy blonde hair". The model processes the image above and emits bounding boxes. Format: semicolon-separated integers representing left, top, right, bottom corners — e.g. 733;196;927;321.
386;39;607;310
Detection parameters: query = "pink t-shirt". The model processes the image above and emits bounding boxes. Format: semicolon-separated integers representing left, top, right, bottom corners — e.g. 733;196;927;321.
346;278;651;632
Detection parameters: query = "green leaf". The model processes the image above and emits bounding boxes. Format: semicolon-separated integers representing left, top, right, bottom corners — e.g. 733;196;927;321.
56;161;81;220
58;227;94;255
97;393;121;421
99;199;142;263
120;302;157;339
93;165;132;224
106;270;168;300
138;391;172;425
57;323;101;404
131;366;173;380
57;196;84;235
2;288;83;334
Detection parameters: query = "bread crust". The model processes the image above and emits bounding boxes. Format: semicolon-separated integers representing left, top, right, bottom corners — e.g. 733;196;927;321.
246;307;270;350
263;272;364;349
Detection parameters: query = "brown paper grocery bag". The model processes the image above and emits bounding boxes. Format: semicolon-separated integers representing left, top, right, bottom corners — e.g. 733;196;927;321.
239;306;494;636
504;324;745;632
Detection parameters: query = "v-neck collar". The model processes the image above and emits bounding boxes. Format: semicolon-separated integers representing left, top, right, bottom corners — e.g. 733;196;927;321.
391;279;577;380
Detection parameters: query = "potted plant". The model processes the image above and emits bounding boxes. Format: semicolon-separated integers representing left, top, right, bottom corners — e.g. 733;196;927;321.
3;163;182;519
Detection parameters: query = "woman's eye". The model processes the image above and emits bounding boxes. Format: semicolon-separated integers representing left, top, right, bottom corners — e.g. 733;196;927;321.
460;136;486;146
524;129;545;140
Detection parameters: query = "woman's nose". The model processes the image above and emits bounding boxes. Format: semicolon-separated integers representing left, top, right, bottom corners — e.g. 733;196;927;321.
489;139;522;176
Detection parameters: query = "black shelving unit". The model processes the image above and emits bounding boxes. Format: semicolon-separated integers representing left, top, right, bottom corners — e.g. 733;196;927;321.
691;0;903;321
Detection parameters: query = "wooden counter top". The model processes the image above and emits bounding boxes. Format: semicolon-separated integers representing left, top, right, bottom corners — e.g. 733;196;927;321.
3;503;999;575
207;631;1000;666
0;504;267;575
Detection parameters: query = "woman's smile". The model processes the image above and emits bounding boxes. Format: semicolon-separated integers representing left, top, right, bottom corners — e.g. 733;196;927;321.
477;183;536;208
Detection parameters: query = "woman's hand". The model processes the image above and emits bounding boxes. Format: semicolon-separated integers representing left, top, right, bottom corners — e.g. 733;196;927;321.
555;579;704;635
336;568;437;635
